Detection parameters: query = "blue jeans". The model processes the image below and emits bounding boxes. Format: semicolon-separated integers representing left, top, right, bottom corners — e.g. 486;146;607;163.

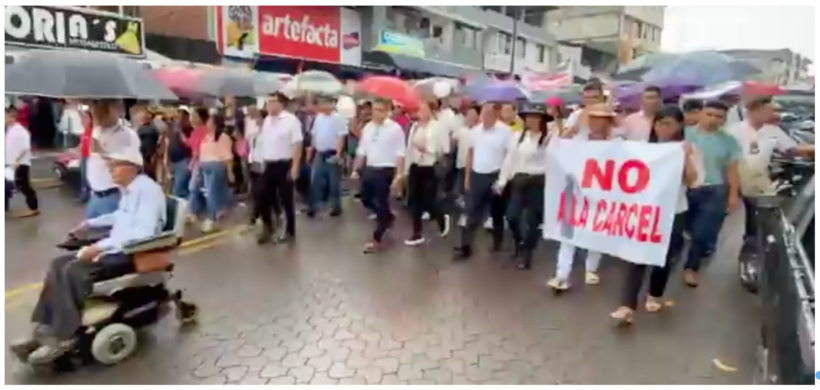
189;161;230;221
85;190;121;219
684;185;728;272
307;151;342;213
170;159;192;199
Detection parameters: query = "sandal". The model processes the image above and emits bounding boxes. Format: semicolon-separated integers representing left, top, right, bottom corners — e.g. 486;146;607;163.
546;277;570;292
610;306;634;325
645;297;663;313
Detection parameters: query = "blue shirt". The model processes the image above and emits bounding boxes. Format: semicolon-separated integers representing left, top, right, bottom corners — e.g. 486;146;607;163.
311;113;348;152
684;126;740;185
86;174;167;254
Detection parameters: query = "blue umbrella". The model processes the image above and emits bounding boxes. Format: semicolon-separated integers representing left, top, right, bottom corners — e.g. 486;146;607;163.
641;51;761;86
466;81;530;103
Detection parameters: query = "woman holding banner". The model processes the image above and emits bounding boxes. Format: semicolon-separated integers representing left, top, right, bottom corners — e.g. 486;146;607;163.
547;103;619;292
495;103;554;270
610;106;702;325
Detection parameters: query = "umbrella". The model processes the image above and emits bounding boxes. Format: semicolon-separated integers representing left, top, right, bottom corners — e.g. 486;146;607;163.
680;80;784;102
192;68;280;98
5;50;177;100
281;70;344;98
614;75;701;102
152;67;205;98
530;84;583;106
357;76;421;111
466;81;530;103
614;52;680;80
641;51;762;86
414;77;461;98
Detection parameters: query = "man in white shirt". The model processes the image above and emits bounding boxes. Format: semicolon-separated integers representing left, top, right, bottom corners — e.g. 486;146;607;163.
352;99;406;253
5;105;39;217
85;99;141;219
257;92;303;244
453;103;513;261
306;95;348;218
726;96;814;246
565;83;606;132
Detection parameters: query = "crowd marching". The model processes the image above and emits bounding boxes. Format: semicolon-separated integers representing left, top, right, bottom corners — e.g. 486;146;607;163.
5;72;814;362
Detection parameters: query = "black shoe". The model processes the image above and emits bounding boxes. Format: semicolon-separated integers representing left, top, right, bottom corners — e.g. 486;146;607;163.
305;210;316;219
329;209;343;217
452;245;472;262
517;251;532;270
257;226;272;245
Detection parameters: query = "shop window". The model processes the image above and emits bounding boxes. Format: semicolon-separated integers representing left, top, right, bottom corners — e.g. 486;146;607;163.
537;44;546;63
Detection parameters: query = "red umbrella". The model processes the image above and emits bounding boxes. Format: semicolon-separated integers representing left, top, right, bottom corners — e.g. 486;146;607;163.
742;81;784;97
357;76;421;111
152;67;205;97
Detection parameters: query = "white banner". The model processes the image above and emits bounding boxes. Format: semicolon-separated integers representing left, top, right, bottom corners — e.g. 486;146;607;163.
340;8;362;67
543;139;685;266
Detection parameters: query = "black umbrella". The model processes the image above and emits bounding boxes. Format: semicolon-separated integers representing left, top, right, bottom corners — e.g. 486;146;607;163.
5;50;177;100
193;69;281;98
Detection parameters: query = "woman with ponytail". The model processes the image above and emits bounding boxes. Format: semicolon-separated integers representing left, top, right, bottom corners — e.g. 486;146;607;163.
494;103;553;269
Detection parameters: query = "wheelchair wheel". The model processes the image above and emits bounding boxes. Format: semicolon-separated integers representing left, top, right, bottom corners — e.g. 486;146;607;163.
90;323;137;365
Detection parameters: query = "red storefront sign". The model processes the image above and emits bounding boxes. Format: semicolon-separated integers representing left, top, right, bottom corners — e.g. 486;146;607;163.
257;6;341;63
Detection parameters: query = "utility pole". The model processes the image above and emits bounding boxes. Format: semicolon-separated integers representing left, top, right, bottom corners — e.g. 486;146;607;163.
509;7;523;77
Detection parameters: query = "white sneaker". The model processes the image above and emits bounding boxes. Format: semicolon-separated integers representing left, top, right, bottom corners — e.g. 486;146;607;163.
440;214;452;237
422;212;430;220
458;215;467;227
585;271;601;285
367;213;377;220
404;236;426;246
483;218;493;229
200;219;215;234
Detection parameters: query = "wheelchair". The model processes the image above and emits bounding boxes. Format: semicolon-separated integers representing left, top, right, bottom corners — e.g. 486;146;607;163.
13;196;198;370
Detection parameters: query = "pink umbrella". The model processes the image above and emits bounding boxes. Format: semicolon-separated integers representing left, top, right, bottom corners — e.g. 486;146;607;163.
152;67;205;98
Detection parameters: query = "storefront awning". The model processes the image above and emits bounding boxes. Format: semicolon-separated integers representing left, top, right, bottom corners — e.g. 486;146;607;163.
362;51;480;78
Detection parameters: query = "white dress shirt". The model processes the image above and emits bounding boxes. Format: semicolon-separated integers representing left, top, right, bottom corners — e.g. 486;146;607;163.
245;118;264;164
497;132;549;186
260;111;303;161
468;121;512;174
58;108;84;135
87;122;141;192
5;123;32;167
436;108;462;154
357;119;406;168
406;119;448;168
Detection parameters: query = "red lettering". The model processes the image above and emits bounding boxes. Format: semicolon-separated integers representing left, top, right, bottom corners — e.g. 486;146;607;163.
581;158;651;194
649;205;662;243
619;159;651;194
624;204;639;239
557;190;567;222
592;200;608;232
636;205;654;242
578;198;589;228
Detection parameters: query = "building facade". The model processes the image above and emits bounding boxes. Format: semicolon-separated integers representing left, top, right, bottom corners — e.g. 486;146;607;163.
544;6;664;73
720;49;814;86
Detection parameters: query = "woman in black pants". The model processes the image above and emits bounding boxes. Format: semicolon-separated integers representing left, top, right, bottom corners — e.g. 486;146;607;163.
496;104;555;269
611;106;702;325
404;100;451;246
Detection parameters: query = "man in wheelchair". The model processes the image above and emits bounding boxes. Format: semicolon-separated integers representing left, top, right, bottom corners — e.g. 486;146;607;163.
11;148;167;365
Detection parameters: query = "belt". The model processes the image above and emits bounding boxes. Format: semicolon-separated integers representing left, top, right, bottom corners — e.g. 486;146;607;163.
92;187;119;198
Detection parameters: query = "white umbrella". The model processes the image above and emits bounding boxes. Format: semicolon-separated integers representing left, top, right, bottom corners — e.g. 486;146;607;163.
414;77;462;98
281;70;344;98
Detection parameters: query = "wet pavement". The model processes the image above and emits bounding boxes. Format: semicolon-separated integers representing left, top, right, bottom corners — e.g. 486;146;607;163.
5;186;759;384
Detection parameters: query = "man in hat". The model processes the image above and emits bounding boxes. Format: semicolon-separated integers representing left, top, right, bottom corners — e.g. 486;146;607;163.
13;147;166;364
85;99;142;218
306;95;348;218
5;104;39;217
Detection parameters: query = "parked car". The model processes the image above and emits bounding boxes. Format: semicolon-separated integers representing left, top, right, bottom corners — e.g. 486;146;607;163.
742;173;814;384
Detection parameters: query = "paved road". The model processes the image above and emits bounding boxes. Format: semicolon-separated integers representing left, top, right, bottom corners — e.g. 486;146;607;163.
5;188;759;384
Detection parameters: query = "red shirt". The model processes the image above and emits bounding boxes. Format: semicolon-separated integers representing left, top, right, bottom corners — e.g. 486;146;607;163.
187;125;208;160
79;112;93;158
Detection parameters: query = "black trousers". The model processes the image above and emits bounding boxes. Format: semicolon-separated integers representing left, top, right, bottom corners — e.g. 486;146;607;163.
361;167;395;243
506;174;545;253
32;253;133;339
407;164;445;237
6;165;39;211
248;166;267;224
742;196;758;243
258;160;295;236
460;171;507;248
621;213;686;309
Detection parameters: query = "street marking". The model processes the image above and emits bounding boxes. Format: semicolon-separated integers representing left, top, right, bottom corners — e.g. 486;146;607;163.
4;225;251;302
30;178;60;184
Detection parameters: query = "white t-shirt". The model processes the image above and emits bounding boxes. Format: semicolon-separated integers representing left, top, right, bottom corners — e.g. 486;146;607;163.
453;125;473;169
5;123;31;167
59;108;84;135
245;118;264;163
357;119;406;168
469;121;512;174
406;120;448;168
727;120;797;173
497;132;549;186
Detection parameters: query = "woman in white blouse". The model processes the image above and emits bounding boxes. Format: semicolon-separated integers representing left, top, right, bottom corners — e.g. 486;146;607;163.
495;104;553;270
404;100;452;246
611;106;702;325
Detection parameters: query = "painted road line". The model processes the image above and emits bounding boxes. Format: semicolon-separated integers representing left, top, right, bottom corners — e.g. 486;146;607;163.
4;225;251;301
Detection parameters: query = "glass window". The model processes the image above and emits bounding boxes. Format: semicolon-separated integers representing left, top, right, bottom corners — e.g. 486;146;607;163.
536;44;546;63
516;38;526;59
456;23;477;49
497;32;512;55
524;11;542;27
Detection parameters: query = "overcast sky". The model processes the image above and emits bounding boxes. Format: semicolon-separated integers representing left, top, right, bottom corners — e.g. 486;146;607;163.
662;6;815;63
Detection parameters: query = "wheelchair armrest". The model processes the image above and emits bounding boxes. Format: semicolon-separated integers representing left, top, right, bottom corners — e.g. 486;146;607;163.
121;231;181;254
